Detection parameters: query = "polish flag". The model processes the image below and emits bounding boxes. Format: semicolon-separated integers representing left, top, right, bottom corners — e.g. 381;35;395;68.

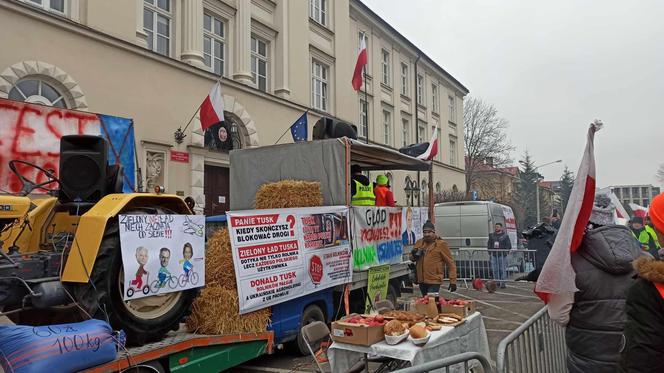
417;128;439;161
351;37;368;91
535;121;602;309
199;81;225;130
629;203;648;218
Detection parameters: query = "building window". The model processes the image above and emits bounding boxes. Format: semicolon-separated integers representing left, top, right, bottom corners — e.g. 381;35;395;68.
383;110;392;146
311;60;328;111
22;0;65;13
436;182;442;193
632;187;640;196
417;121;426;143
402;118;410;147
449;135;457;167
644;198;650;207
400;63;409;96
144;0;171;56
204;13;225;76
8;78;69;108
417;74;424;106
251;36;268;92
381;49;391;86
448;95;456;122
309;0;327;26
359;99;369;140
432;84;439;113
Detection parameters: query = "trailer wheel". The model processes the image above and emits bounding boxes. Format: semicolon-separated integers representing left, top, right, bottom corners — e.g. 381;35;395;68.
75;207;198;345
122;360;166;373
296;304;325;355
387;283;399;309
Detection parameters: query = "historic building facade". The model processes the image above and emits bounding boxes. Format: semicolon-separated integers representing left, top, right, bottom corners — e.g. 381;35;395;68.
0;0;467;213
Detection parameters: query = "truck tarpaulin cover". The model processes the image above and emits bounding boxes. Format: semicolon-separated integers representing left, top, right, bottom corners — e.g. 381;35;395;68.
0;319;118;373
0;98;136;193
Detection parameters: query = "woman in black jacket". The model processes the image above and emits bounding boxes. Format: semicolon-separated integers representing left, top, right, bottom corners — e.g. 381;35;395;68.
621;192;664;372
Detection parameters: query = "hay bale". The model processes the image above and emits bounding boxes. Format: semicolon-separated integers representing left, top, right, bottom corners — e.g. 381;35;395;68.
186;285;271;334
255;180;323;209
205;228;237;289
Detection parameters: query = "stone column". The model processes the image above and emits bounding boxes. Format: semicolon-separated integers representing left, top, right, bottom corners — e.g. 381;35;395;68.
233;0;253;84
274;0;290;98
180;0;205;68
135;0;148;47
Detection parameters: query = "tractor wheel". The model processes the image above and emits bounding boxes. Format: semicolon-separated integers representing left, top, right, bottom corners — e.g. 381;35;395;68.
75;207;198;345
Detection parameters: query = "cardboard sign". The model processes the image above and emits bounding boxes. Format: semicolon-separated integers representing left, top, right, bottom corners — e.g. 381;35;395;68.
365;265;390;313
227;206;351;314
119;214;206;300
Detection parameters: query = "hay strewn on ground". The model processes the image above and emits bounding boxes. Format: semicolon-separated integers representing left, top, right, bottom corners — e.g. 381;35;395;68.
255;180;323;209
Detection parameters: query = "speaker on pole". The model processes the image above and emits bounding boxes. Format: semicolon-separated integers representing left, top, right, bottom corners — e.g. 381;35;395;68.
58;135;108;203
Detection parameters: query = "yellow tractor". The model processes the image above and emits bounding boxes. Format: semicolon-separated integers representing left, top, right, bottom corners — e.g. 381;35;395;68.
0;135;197;344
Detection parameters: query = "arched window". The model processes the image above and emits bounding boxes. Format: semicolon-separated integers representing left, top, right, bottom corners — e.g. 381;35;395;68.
8;78;70;108
421;179;428;204
436;182;442;193
386;172;393;188
452;184;459;193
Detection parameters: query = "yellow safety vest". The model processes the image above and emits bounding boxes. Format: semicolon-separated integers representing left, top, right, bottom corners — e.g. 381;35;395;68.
351;180;375;206
645;225;661;249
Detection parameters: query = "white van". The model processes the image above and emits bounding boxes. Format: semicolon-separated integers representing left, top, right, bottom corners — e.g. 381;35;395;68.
434;201;518;249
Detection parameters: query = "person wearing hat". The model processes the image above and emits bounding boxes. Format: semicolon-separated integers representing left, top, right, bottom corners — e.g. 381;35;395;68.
622;193;664;372
374;175;395;207
409;221;457;295
552;194;644;373
350;164;375;206
645;215;661;251
630;216;658;259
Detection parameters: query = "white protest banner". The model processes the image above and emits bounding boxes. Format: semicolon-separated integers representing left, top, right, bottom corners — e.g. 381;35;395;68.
502;206;518;248
119;215;205;300
351;207;404;271
227;206;351;314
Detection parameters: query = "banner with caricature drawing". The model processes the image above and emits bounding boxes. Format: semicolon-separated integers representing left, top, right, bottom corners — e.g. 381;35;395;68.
119;214;206;300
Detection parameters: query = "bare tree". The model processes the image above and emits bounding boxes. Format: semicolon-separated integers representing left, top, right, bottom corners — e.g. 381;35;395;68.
464;97;515;195
657;164;664;183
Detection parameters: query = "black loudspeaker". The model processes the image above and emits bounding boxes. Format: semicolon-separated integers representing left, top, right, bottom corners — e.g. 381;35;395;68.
59;135;108;203
312;117;358;140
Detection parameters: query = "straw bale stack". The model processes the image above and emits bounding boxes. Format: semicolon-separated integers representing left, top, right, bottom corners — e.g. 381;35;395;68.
255;180;323;209
187;180;323;335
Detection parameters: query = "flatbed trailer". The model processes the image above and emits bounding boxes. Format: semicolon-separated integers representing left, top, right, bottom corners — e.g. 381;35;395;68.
82;330;274;373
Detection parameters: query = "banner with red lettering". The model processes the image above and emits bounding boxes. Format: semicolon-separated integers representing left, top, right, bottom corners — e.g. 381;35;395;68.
0;98;136;193
351;207;405;271
227;206;351;314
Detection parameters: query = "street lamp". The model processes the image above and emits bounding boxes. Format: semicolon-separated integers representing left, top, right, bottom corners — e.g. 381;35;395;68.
534;160;562;223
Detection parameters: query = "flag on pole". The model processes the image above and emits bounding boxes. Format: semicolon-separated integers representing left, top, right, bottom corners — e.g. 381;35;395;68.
352;37;368;91
199;81;225;130
535;121;602;308
290;112;308;142
629;203;648;218
417;127;439;161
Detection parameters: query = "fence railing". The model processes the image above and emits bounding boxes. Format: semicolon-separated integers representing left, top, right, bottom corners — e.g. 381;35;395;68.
447;249;537;286
496;306;567;373
392;351;494;373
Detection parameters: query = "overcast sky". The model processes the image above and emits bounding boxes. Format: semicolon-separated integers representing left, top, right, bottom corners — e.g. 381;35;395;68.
363;0;664;188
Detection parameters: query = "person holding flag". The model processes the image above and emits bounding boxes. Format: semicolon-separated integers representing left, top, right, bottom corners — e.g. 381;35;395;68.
535;121;644;372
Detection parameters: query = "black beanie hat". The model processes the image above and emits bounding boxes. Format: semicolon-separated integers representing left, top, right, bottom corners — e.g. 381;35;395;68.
423;220;435;231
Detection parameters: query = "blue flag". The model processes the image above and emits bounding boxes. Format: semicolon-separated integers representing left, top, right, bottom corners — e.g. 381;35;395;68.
290;112;308;142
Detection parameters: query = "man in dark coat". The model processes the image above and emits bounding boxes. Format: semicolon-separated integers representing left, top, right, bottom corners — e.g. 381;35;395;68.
621;192;664;372
558;194;644;373
487;223;512;288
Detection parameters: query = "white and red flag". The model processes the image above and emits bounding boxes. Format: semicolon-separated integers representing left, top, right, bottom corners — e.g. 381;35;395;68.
199;81;225;130
629;203;648;218
535;121;602;316
351;37;368;91
417;128;439;161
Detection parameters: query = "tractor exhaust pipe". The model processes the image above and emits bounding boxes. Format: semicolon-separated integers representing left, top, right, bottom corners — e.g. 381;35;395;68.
28;281;69;308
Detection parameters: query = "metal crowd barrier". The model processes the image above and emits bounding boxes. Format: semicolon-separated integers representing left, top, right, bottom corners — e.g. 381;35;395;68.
447;249;537;286
393;352;494;373
496;306;567;373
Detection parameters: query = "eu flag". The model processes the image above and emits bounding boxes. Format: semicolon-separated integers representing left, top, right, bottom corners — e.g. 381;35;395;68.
290;112;308;142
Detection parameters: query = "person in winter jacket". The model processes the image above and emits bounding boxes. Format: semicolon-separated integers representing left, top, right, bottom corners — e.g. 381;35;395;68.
410;221;457;295
630;216;658;259
487;223;512;288
621;193;664;372
555;194;644;373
